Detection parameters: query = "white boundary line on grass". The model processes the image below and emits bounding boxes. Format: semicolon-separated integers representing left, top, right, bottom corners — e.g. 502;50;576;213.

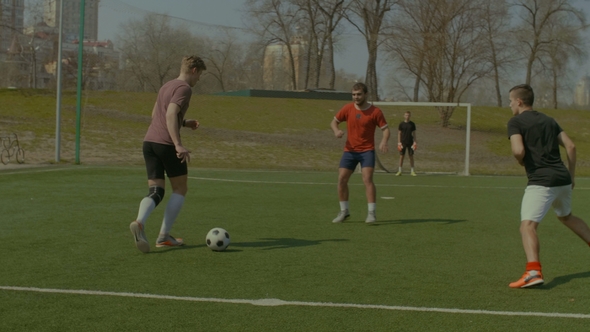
1;286;589;319
2;167;590;190
188;176;527;190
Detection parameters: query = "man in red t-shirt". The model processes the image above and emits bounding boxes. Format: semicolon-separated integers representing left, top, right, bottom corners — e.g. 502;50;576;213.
129;55;206;253
330;83;390;223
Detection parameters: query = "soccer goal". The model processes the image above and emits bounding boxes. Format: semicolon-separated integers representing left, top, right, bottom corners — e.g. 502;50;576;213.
371;101;472;176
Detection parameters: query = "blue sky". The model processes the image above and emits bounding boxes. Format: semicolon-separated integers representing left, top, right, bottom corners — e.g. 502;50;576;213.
97;0;368;77
97;0;590;89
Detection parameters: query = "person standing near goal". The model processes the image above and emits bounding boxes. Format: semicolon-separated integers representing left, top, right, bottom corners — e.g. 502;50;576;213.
129;55;207;253
330;82;390;224
507;83;590;288
395;111;417;176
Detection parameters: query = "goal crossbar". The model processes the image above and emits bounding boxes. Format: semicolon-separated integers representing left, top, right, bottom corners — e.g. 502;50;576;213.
372;101;472;176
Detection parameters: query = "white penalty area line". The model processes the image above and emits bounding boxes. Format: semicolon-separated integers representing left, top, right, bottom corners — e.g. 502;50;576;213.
189;176;527;190
1;286;589;319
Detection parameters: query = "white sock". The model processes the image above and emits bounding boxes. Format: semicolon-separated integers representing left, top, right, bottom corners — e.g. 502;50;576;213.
398;167;402;172
368;203;376;212
159;193;185;236
339;201;349;211
411;167;415;172
136;197;155;225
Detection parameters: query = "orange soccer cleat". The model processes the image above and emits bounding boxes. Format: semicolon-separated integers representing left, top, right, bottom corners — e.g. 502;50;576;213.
509;270;544;288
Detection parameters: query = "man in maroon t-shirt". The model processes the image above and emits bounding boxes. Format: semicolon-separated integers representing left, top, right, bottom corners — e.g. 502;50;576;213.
129;56;207;253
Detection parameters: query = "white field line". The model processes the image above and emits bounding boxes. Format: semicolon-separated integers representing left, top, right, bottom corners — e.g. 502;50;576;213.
0;167;82;176
1;286;589;319
2;167;590;190
189;176;526;190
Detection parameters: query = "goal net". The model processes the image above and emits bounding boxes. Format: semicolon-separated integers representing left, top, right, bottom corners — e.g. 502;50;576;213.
371;102;472;176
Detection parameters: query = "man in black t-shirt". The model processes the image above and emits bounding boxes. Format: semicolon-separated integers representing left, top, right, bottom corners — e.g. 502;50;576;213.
507;84;590;288
396;111;417;176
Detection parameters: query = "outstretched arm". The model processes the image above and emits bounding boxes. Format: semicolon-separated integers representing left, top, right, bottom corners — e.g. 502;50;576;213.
558;131;576;187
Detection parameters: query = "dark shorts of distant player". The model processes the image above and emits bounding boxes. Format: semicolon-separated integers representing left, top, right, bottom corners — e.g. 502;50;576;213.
143;141;188;179
399;143;415;156
339;150;375;170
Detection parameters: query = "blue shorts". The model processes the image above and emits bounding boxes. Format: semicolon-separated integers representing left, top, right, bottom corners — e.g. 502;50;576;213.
339;150;375;170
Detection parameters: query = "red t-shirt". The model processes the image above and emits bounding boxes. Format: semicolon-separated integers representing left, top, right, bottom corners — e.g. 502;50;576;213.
334;103;388;152
144;79;193;145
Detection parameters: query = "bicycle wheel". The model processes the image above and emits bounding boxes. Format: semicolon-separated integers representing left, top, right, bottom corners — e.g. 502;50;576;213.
16;148;25;164
1;149;9;165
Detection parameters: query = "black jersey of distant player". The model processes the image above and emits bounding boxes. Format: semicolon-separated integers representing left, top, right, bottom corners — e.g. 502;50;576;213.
507;110;571;187
398;121;416;145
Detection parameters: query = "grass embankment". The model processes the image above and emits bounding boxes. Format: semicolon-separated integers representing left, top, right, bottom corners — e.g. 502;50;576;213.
1;89;589;175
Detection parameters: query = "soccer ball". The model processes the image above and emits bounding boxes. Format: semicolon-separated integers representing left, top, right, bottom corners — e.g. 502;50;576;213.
206;227;230;251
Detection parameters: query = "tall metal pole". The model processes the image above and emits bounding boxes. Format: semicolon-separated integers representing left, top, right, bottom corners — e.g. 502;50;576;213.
55;0;64;162
75;0;86;164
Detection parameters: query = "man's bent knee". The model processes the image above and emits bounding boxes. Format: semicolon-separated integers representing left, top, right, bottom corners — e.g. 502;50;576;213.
558;213;573;223
147;186;165;206
520;220;538;231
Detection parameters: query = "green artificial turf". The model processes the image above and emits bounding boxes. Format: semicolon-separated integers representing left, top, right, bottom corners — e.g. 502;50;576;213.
1;167;590;331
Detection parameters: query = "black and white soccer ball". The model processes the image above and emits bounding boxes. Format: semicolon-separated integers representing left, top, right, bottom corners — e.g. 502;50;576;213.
206;227;230;251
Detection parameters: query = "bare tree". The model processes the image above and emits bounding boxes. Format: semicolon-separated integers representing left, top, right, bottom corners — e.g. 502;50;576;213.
246;0;303;90
387;0;443;102
511;0;585;85
388;0;494;127
542;13;586;108
345;0;396;101
61;49;101;90
240;41;267;90
312;0;350;89
294;0;321;89
117;14;203;92
202;30;246;92
481;1;515;107
0;0;49;88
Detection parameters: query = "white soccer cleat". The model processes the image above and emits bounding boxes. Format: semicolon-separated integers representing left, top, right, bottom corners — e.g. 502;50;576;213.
130;221;150;253
365;211;376;223
332;209;350;223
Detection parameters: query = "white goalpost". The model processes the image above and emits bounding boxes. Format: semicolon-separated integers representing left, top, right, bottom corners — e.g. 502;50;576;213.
371;101;472;176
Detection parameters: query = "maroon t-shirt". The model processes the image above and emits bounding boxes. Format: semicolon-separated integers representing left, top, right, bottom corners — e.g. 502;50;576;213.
144;79;192;145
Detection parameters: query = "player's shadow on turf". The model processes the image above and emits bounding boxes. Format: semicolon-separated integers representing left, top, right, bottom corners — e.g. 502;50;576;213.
541;271;590;289
232;238;349;250
376;218;466;225
147;244;201;254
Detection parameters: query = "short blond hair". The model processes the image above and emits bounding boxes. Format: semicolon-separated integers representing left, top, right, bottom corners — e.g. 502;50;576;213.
181;55;206;74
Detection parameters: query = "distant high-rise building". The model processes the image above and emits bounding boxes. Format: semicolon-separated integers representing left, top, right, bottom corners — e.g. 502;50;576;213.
573;76;590;107
43;0;99;42
0;0;25;55
262;34;333;91
263;35;308;91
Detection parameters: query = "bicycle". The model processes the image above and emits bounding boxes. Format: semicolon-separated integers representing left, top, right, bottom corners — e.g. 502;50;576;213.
1;133;25;165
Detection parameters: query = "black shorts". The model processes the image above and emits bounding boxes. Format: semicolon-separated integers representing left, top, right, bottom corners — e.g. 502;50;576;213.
143;141;187;179
400;143;415;156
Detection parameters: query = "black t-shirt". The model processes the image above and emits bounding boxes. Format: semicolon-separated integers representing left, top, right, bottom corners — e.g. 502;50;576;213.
398;121;416;145
507;110;571;187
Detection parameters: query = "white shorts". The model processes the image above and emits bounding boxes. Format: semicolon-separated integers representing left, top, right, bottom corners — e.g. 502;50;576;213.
521;185;572;222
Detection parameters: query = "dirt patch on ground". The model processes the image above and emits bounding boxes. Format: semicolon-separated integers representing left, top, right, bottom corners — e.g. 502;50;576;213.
1;112;519;174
